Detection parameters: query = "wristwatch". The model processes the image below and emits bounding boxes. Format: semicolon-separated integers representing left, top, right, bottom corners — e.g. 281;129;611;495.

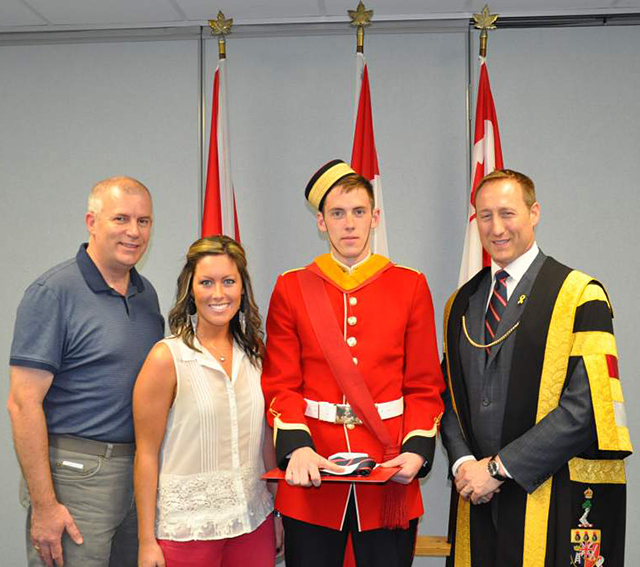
487;456;509;482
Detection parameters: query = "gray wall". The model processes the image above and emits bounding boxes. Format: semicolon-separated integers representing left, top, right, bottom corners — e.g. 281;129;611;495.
1;22;638;565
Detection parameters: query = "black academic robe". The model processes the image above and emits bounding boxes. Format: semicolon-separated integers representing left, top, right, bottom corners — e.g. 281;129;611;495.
443;257;632;567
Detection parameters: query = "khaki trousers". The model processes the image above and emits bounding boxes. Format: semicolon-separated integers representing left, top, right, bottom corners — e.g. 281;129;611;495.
20;443;138;567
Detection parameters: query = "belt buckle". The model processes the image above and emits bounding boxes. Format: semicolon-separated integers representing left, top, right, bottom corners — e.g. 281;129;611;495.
335;404;362;426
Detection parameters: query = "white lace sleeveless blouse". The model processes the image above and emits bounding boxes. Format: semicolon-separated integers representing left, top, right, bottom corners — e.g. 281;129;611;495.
156;336;273;541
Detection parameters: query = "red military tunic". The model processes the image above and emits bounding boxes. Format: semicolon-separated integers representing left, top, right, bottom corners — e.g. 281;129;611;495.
262;253;445;531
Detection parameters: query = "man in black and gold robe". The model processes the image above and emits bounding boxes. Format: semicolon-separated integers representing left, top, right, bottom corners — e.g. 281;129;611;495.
441;169;632;567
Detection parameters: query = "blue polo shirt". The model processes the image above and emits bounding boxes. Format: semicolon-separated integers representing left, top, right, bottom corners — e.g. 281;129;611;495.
10;244;164;442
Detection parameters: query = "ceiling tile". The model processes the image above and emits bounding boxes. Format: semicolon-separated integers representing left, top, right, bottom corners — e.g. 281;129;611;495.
24;0;183;26
324;0;471;18
2;0;640;31
468;0;638;15
0;0;48;26
325;0;640;17
175;0;322;21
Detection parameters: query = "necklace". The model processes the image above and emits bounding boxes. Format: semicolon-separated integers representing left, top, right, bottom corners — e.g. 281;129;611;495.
210;342;227;362
461;316;520;349
198;335;231;362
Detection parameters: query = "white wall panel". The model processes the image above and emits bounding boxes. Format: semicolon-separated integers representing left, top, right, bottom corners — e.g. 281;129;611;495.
0;37;200;564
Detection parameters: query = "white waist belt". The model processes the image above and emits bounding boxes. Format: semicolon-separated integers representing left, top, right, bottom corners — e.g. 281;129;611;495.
304;397;404;425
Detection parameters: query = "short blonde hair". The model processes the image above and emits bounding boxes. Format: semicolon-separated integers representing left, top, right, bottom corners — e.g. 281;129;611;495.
474;169;536;209
87;176;150;216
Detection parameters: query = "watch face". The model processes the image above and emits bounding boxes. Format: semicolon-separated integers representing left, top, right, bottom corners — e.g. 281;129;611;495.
488;458;507;481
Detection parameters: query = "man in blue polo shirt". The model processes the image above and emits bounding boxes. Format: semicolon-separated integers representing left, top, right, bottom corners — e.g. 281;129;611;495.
7;176;164;567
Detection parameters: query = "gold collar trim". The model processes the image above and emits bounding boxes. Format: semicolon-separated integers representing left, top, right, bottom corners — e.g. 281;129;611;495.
312;253;390;291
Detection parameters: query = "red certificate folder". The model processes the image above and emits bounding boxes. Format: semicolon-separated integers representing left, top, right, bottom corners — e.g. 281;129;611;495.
262;466;400;484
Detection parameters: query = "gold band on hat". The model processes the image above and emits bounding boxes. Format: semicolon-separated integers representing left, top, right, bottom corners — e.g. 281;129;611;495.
306;161;356;210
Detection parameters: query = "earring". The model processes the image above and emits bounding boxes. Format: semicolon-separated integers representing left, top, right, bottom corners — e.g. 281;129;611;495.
240;294;247;313
239;294;247;334
239;311;246;335
187;297;197;333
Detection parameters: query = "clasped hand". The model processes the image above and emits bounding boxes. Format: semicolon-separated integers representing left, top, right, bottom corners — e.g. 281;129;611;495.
455;457;503;505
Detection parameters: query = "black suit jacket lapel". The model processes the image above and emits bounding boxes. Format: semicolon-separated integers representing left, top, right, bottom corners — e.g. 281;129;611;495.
466;275;491;377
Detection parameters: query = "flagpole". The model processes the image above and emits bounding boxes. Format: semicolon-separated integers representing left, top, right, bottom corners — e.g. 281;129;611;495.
348;2;389;258
349;2;372;120
349;0;373;152
349;0;374;147
209;10;232;59
473;4;499;58
349;1;373;54
465;26;472;196
198;29;206;230
202;11;240;240
458;5;502;285
470;3;499;190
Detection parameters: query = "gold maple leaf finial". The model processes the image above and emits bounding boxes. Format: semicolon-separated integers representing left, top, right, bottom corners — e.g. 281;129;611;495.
473;5;498;31
348;1;373;28
209;10;233;36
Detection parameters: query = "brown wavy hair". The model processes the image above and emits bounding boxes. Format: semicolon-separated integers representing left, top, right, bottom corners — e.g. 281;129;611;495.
168;236;264;366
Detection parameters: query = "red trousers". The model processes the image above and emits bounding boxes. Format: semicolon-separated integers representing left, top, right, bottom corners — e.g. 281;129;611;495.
158;516;275;567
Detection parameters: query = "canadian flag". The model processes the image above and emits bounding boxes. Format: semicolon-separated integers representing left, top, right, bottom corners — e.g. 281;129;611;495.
351;53;389;257
202;58;240;241
458;57;503;285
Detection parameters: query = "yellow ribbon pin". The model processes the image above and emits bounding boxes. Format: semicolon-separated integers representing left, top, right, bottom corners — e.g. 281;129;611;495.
518;294;526;305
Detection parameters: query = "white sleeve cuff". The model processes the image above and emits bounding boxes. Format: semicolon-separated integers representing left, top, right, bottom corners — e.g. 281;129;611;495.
452;455;476;477
498;456;513;478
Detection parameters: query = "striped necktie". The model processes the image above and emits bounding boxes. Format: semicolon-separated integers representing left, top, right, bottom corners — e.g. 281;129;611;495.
485;270;509;354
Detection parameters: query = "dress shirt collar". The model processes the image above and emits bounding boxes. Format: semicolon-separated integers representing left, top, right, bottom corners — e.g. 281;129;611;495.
491;242;539;285
489;242;539;301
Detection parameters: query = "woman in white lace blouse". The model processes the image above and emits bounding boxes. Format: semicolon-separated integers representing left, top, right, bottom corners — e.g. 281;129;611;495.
133;236;282;567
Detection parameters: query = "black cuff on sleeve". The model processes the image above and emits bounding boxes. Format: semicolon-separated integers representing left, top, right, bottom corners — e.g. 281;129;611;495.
276;429;315;469
401;436;436;478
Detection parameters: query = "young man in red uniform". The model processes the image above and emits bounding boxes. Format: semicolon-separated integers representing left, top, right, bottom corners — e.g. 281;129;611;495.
261;160;445;566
